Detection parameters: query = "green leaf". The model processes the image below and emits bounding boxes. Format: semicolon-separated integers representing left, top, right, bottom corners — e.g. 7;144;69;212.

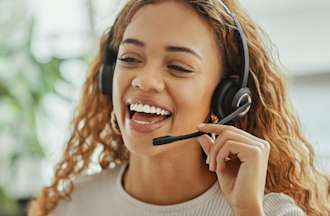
0;187;18;214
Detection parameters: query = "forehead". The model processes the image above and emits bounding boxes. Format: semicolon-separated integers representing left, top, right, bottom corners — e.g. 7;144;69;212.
122;1;219;56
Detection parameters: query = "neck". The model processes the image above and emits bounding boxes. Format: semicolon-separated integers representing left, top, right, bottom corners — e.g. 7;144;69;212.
122;142;217;205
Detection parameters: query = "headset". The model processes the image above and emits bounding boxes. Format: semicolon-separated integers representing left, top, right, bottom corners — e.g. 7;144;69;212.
99;1;252;146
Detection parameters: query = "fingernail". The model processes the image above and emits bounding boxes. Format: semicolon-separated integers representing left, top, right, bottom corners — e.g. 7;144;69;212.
208;161;213;171
211;163;215;172
206;156;210;164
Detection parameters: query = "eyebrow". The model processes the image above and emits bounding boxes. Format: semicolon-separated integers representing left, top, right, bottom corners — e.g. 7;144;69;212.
121;38;202;60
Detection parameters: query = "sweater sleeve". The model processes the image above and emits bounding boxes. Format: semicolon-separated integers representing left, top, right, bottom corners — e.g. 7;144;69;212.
263;192;306;216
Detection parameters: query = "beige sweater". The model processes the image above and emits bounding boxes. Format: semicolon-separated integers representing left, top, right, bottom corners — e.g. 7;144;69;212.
53;162;306;216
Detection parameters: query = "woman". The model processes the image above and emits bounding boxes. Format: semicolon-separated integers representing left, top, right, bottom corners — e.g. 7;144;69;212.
29;0;330;215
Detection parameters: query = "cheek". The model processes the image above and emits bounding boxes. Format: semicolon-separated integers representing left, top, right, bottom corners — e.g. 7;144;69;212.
172;81;212;125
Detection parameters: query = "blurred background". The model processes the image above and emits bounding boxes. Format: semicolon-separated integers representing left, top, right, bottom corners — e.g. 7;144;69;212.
0;0;329;215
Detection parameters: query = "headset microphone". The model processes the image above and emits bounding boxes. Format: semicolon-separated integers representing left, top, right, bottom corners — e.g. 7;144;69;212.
152;102;251;145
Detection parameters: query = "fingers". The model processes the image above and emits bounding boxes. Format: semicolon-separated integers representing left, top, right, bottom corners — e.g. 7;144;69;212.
197;134;215;164
197;123;226;134
196;124;270;172
197;123;265;144
197;134;214;155
207;130;264;171
216;140;262;173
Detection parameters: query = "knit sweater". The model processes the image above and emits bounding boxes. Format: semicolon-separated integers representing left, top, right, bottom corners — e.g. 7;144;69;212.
53;162;306;216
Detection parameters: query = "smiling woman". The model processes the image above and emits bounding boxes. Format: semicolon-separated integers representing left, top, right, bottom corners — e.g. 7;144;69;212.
28;0;330;216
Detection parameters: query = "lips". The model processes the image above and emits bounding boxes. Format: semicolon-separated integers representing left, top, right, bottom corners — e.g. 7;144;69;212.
126;113;171;133
125;110;172;133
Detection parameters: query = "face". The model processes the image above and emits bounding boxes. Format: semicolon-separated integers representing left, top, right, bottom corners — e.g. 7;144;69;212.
112;1;223;157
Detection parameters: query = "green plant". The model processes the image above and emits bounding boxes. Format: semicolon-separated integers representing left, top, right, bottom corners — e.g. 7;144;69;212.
0;187;19;215
0;16;71;216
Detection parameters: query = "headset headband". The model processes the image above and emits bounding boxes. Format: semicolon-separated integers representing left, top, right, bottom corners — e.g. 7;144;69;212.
219;1;249;88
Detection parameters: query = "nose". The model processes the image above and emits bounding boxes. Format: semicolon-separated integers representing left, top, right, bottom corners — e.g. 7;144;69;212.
131;67;165;93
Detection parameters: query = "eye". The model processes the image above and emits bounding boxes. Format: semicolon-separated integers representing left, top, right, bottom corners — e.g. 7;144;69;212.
118;57;141;64
168;64;193;73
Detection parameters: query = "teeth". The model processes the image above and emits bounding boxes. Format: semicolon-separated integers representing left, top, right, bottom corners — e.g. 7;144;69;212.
143;105;149;113
156;108;161;115
138;104;143;112
129;103;171;116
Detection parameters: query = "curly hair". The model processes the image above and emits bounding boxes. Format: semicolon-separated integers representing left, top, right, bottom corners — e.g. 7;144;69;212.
28;0;330;215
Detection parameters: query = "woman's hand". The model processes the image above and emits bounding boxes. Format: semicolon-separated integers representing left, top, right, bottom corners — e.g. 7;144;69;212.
196;123;270;215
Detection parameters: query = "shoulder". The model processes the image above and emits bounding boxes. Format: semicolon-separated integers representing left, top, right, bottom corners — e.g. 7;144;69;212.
70;163;122;194
263;192;306;216
51;163;125;216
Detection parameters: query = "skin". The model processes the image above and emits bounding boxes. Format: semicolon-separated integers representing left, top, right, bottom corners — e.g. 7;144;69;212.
197;125;269;215
112;1;269;215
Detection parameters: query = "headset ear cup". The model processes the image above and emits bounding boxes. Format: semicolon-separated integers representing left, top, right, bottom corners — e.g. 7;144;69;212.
99;25;118;96
211;78;239;119
232;87;252;117
99;64;115;95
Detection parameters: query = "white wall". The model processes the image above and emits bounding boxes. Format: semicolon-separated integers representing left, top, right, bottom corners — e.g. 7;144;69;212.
241;0;330;75
288;74;330;173
239;0;330;173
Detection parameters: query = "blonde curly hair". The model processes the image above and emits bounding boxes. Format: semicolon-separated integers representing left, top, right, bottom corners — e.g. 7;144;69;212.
28;0;330;215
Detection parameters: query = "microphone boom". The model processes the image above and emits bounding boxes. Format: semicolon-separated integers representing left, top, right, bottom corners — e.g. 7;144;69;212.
153;102;251;145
